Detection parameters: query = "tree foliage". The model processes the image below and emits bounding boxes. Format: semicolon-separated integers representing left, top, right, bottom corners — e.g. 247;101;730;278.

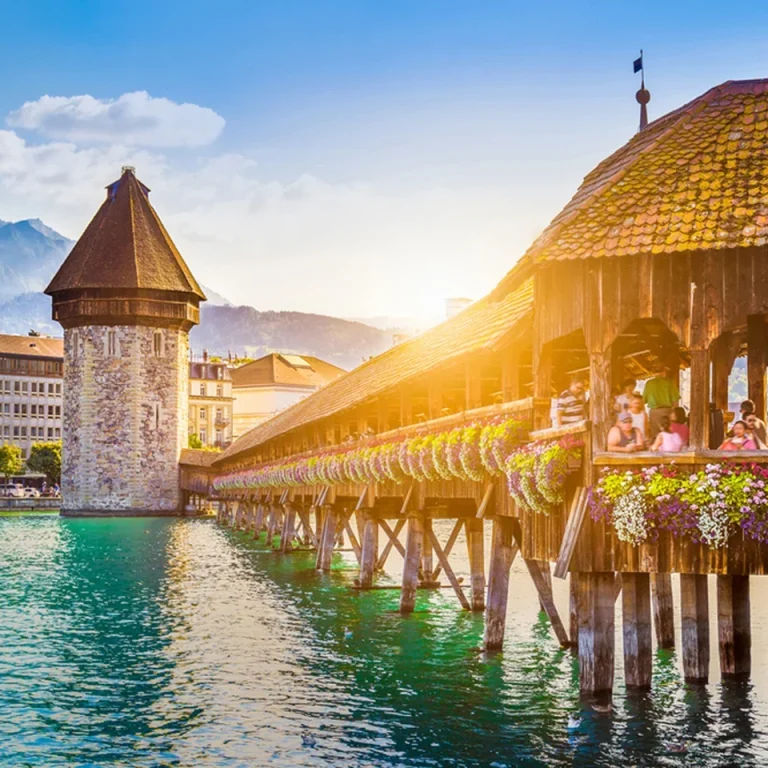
188;433;204;449
0;444;24;482
27;442;62;484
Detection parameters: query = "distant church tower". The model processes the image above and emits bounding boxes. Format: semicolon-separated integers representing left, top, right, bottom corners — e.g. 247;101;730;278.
45;167;206;515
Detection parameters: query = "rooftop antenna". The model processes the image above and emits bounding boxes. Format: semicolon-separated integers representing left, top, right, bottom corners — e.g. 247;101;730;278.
634;50;651;131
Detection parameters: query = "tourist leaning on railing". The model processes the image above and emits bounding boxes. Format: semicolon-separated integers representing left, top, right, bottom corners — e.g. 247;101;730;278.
719;420;758;451
628;393;649;444
740;400;767;445
670;406;689;447
607;411;644;452
745;415;768;449
650;415;684;452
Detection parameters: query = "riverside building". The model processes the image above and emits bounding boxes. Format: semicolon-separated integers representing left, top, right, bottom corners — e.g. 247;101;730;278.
45;167;205;515
0;333;64;459
189;353;234;449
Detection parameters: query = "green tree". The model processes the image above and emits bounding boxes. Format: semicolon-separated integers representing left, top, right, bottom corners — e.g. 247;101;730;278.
26;442;62;484
188;433;204;449
0;444;24;484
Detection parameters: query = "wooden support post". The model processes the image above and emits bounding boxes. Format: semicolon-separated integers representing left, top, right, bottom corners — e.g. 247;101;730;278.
689;349;711;451
421;517;434;579
483;517;518;650
358;515;379;589
297;505;318;548
651;572;675;650
577;572;615;695
680;573;710;682
748;315;767;421
717;575;751;678
621;573;653;689
569;574;579;649
400;515;424;613
316;506;337;571
279;505;296;553
533;345;553;430
537;559;553;612
589;351;612;453
343;512;362;563
465;517;486;611
266;505;279;544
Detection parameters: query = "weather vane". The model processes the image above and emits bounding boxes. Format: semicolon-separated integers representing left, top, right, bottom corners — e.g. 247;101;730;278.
634;50;651;132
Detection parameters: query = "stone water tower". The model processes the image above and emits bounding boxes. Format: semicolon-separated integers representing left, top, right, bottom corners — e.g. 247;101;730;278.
45;168;206;515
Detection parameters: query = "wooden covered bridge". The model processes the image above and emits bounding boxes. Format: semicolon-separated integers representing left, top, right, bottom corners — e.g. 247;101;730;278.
183;79;768;699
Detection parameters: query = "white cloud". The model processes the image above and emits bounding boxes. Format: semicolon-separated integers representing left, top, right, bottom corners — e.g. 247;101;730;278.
6;92;224;147
0;128;529;319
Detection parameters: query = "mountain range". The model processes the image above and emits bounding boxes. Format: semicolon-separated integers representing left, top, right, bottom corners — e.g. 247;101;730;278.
0;219;393;370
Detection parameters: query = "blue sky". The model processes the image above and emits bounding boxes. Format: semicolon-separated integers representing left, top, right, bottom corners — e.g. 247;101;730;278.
1;1;767;320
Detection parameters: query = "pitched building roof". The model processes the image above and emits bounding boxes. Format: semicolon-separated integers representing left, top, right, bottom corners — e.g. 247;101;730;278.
231;353;346;390
179;448;220;468
0;334;63;359
45;168;205;299
216;279;533;464
523;79;768;264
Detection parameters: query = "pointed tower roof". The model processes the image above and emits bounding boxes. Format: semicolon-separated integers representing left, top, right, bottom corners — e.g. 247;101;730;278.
45;167;205;299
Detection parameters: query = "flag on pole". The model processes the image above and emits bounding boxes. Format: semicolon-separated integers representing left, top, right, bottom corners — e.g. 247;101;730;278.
633;53;643;74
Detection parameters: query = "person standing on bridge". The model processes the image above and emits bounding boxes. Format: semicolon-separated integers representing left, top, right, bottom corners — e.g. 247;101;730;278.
555;375;586;427
643;364;680;440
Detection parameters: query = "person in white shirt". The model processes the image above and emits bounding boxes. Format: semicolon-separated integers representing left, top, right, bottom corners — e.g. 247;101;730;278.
614;378;637;413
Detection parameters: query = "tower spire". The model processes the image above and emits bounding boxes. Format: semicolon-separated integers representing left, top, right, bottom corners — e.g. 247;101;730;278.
633;49;651;131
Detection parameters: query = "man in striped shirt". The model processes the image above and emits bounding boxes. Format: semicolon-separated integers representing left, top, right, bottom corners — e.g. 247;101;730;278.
556;375;587;427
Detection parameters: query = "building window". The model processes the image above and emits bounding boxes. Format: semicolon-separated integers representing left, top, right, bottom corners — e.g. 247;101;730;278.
30;382;36;395
153;331;163;357
13;427;19;437
216;407;222;422
48;382;55;395
2;381;8;393
21;382;28;394
55;384;61;395
48;406;54;417
30;405;36;416
215;430;223;444
47;428;53;438
30;427;36;438
13;404;19;416
72;331;79;360
154;403;161;430
55;406;61;417
216;384;223;397
199;408;206;420
199;428;207;443
107;330;118;357
2;404;8;415
20;427;26;438
54;428;60;438
2;426;8;437
199;383;206;396
14;381;20;394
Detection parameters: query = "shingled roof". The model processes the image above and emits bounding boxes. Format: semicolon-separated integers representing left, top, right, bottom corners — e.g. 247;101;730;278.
45;168;205;299
523;79;768;264
231;353;346;390
215;278;533;464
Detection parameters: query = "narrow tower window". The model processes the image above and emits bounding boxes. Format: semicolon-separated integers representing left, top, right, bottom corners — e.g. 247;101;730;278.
107;330;118;357
153;331;163;357
154;403;161;431
72;331;79;360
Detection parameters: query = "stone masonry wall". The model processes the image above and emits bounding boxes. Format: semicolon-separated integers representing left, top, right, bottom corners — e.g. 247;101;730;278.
62;325;189;513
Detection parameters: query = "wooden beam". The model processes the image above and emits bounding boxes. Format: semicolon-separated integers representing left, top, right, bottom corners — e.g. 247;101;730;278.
689;349;710;450
589;351;612;452
475;482;495;519
748;314;767;421
426;524;471;610
377;519;407;566
553;488;587;579
343;513;362;564
430;519;464;581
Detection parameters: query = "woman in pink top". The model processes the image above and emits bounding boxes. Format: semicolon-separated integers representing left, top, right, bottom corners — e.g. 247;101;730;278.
670;407;689;447
719;420;757;451
651;416;684;452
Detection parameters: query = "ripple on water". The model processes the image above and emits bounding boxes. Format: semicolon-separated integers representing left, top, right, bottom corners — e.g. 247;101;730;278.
0;516;767;766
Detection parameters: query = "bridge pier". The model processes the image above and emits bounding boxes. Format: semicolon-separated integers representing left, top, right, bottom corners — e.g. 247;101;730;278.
621;572;652;689
484;517;516;650
576;571;615;697
681;574;710;683
717;574;751;678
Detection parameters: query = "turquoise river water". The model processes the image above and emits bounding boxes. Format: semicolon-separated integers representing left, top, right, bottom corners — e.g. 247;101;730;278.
2;515;768;767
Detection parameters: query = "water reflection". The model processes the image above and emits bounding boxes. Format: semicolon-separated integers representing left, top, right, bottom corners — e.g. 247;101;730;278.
1;516;768;766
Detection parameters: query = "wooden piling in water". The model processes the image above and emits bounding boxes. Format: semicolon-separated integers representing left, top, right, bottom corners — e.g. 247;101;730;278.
569;574;579;650
316;505;337;571
465;517;486;612
717;574;751;678
358;515;379;589
483;517;517;650
422;517;434;579
651;572;675;650
576;571;615;695
400;515;424;613
253;504;265;537
680;573;709;682
621;572;652;689
280;504;296;553
266;505;279;545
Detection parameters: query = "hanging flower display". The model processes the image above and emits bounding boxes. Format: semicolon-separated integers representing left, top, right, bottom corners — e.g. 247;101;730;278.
459;424;484;482
589;462;768;548
432;431;454;480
